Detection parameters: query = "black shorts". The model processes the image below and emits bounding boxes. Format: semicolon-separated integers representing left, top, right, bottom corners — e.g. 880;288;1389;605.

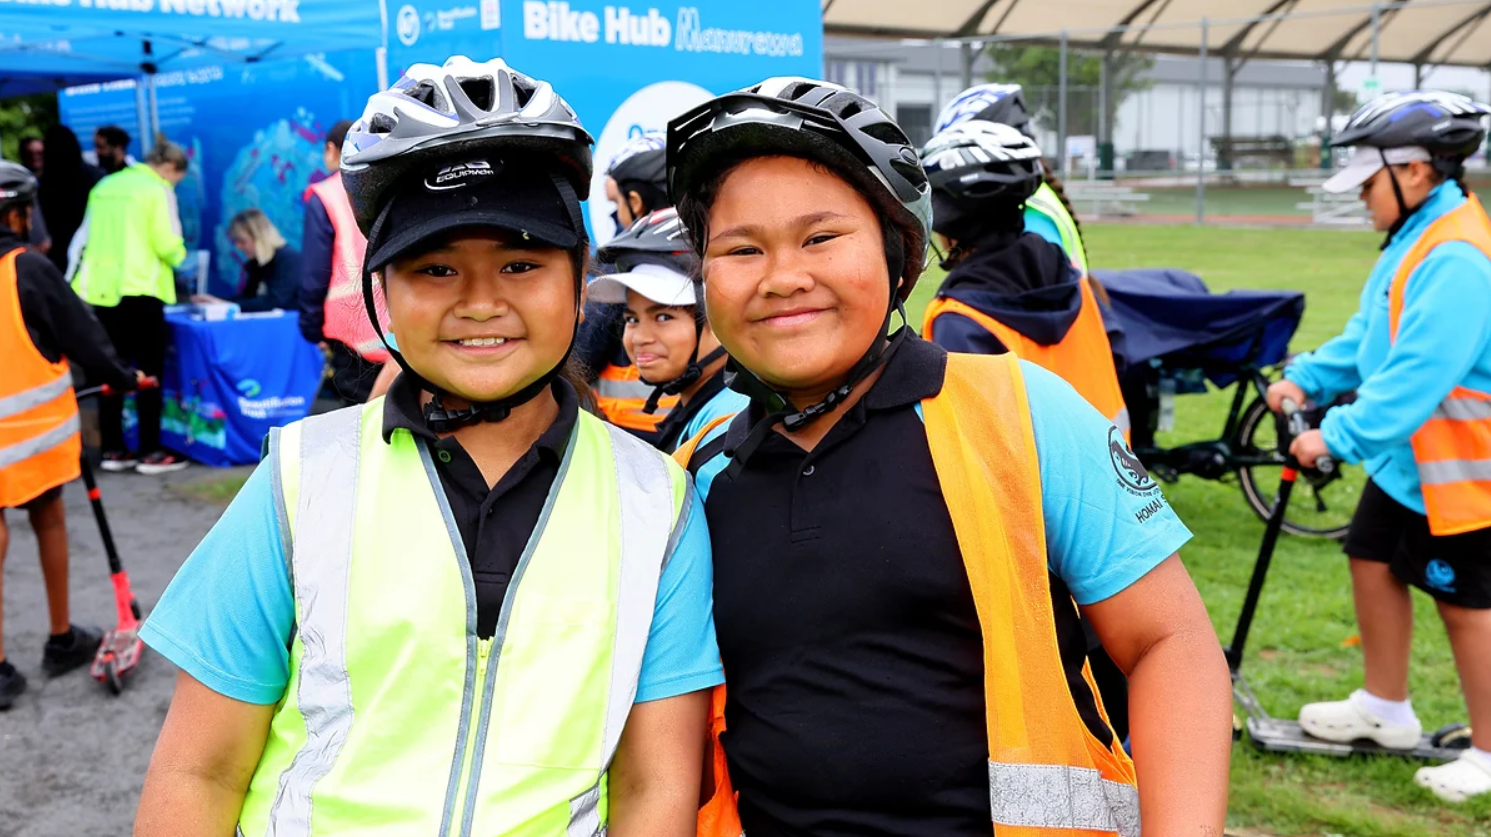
1344;479;1491;609
2;485;64;513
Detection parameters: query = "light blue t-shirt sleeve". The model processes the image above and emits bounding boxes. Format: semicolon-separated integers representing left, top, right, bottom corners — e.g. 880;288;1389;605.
635;485;725;702
1023;207;1067;253
679;389;750;450
1023;362;1194;605
140;461;296;705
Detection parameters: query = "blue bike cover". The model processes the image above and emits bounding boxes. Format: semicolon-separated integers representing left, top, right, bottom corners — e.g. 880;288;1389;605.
1093;268;1304;388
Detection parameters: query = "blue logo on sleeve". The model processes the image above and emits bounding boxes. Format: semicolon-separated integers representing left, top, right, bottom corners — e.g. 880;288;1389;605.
1424;559;1458;593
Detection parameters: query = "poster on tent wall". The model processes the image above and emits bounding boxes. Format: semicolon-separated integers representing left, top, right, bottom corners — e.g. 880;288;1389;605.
386;0;822;244
58;52;380;297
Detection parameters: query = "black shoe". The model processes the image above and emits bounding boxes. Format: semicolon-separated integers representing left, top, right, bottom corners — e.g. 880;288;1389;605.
42;625;104;677
0;664;27;710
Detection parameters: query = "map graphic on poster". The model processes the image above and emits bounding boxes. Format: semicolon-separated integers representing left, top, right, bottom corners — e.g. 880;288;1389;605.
214;110;327;291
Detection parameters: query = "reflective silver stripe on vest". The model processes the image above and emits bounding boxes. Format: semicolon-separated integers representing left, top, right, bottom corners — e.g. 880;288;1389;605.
1112;406;1131;434
566;782;603;837
0;374;71;420
1434;397;1491;422
268;408;363;836
1420;458;1491;485
0;413;79;470
595;376;654;401
988;761;1141;837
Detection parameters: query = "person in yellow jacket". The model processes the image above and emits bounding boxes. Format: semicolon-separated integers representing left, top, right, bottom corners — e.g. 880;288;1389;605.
71;136;190;475
134;57;721;836
0;161;145;710
666;77;1231;837
1269;91;1491;803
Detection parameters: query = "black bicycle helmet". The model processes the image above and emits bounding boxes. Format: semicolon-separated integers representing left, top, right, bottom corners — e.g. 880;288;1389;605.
666;77;930;466
922;121;1044;211
1330;91;1490;158
341;55;593;235
935;83;1033;137
0;161;38;213
667;76;931;292
606;132;668;194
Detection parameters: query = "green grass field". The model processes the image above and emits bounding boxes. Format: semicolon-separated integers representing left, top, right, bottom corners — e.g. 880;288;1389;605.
910;225;1491;836
1083;183;1491;220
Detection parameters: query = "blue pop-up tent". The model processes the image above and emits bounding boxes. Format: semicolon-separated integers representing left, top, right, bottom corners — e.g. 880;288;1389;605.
0;0;386;100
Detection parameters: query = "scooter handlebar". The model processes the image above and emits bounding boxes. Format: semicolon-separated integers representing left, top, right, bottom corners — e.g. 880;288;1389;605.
1280;398;1335;475
75;376;159;400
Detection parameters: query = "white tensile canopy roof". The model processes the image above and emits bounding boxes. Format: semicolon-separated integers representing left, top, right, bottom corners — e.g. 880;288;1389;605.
822;0;1491;68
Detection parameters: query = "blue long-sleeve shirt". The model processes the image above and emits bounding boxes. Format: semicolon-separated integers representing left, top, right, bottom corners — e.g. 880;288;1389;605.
297;192;335;344
1285;183;1491;514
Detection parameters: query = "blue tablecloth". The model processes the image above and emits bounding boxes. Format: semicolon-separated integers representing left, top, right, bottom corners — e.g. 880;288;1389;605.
150;312;323;466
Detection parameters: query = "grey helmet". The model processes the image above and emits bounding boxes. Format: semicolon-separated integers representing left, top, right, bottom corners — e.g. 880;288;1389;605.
605;131;668;194
0;161;38;211
341;56;593;234
597;207;697;278
666;76;931;295
922;120;1044;208
1331;91;1490;158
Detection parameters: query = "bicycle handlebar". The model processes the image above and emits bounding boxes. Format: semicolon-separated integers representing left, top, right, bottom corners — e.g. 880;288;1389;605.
75;377;159;401
1281;397;1335;475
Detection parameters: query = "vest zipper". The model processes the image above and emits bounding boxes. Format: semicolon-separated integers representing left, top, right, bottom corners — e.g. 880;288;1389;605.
450;638;493;831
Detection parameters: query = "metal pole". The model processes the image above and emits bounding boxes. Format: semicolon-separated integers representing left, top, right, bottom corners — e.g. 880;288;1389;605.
934;38;944;114
134;80;150;160
1197;18;1208;225
960;41;974;91
147;74;159;140
1370;4;1380;78
1059;30;1069;177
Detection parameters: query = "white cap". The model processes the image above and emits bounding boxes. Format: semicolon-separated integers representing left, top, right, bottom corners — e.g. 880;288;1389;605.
1322;145;1433;194
587;262;696;307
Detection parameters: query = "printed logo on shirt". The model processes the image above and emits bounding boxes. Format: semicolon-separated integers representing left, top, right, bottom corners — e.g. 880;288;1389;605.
1424;558;1458;593
236;378;262;398
1109;425;1160;497
425;160;497;191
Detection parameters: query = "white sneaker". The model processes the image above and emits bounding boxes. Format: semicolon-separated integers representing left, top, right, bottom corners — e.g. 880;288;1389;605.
1297;690;1422;750
1415;751;1491;803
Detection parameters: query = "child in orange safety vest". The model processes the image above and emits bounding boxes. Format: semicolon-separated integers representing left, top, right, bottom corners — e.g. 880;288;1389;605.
0;161;143;710
666;78;1231;837
1270;91;1491;804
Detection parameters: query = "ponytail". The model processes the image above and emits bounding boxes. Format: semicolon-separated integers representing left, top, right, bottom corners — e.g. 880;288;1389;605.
144;133;189;173
1039;161;1084;243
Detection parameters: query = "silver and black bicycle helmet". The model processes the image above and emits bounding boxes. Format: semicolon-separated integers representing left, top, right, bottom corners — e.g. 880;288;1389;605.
667;76;931;291
0;161;38;212
341;55;593;234
606;131;668;195
922;121;1044;208
934;83;1033;136
597;206;696;277
1330;91;1490;158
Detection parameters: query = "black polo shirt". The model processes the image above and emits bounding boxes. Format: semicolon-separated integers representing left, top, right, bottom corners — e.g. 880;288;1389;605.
382;375;577;639
695;334;1106;837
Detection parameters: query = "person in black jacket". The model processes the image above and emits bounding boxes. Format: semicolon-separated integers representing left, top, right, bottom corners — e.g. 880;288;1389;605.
0;161;141;710
38;125;104;275
196;209;301;313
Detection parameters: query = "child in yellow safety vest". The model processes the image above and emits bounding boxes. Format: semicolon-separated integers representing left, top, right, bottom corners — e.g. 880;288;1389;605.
1270;90;1491;804
667;77;1231;837
134;58;721;836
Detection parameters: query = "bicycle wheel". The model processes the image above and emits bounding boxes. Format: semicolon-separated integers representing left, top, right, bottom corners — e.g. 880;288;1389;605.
1235;398;1364;539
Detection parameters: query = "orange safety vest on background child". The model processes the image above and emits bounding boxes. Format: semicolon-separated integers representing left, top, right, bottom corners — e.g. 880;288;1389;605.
0;248;81;508
306;173;390;363
680;353;1140;837
594;362;678;434
1388;194;1491;536
924;277;1130;442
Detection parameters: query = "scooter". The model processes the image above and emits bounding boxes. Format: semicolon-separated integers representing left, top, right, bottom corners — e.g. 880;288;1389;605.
1226;399;1472;762
74;379;154;695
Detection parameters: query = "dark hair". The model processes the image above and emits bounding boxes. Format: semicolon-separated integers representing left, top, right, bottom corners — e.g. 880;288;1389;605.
616;179;668;217
326;119;354;151
675;154;922;301
95;125;130;150
1040;161;1085;248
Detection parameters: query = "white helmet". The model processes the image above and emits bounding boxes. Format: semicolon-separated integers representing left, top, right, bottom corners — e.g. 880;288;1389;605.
922;121;1044;207
341;56;593;233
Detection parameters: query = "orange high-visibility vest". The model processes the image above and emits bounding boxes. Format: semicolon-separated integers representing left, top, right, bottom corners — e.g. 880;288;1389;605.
1388;193;1491;536
924;277;1130;442
0;248;81;508
307;173;390;363
594;362;677;433
685;353;1140;837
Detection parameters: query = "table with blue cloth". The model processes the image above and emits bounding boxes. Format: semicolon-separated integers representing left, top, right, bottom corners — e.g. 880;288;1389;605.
136;311;324;466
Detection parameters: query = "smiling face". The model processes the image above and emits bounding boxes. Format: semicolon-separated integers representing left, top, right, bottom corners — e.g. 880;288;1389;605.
623;288;699;383
701;156;892;397
381;230;579;403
